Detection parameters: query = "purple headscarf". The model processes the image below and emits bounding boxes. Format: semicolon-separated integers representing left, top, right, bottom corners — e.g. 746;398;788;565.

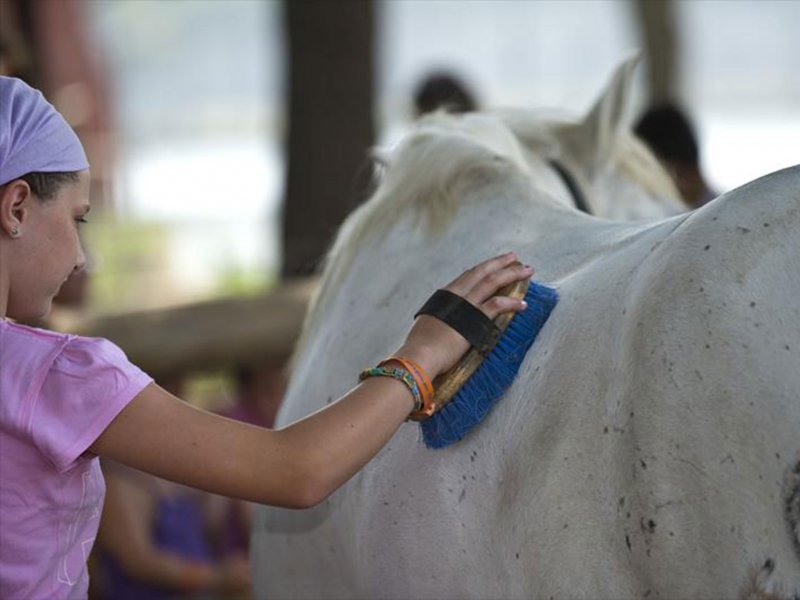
0;76;89;186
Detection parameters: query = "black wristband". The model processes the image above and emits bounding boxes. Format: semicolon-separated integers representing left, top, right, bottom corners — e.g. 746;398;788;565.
414;289;501;356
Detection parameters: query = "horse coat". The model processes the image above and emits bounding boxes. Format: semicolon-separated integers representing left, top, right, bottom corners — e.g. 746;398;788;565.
252;62;800;599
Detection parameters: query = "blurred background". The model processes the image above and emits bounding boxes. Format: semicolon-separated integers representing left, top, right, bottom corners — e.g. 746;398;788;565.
1;0;797;320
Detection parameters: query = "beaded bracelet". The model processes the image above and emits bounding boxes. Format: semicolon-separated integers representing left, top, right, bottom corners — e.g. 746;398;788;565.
359;366;423;413
379;356;435;421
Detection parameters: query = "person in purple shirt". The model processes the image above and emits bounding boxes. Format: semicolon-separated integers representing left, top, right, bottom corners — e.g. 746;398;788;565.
0;75;532;599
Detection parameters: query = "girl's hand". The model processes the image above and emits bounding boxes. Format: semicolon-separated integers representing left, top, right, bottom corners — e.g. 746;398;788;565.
396;252;533;377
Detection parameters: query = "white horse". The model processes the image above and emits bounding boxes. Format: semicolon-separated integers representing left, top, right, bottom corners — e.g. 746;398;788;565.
252;60;800;599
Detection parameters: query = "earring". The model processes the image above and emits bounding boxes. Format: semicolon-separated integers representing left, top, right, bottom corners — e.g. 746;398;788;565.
10;226;20;238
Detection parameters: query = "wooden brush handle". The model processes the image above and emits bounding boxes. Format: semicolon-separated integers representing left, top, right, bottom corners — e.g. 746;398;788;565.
415;267;529;418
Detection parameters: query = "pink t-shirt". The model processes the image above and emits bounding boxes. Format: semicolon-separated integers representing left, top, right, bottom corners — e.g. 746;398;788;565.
0;320;153;599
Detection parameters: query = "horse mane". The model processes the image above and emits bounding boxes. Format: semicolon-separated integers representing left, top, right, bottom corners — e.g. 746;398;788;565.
331;112;530;271
613;133;681;200
293;112;532;365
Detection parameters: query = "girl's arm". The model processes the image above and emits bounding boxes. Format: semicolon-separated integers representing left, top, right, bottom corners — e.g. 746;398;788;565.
90;253;532;508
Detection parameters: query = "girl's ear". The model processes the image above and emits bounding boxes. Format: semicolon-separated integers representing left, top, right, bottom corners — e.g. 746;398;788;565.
0;179;33;238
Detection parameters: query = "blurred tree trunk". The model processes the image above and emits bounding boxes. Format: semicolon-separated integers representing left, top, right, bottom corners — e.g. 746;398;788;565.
281;0;375;278
8;0;115;211
633;0;680;104
0;0;36;81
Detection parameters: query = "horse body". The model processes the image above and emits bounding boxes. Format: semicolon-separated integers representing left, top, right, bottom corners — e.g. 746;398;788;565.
252;61;800;598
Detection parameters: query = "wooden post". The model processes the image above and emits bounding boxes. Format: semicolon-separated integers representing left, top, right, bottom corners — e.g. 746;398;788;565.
71;279;317;380
633;0;680;104
281;0;375;278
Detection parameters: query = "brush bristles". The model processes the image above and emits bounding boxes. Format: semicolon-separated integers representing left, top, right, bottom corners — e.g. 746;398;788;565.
420;282;559;449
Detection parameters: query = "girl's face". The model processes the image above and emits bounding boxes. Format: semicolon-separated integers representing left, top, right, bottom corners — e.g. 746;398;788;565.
5;170;91;320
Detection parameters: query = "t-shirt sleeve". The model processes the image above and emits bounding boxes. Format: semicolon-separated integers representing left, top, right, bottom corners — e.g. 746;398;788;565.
31;336;153;472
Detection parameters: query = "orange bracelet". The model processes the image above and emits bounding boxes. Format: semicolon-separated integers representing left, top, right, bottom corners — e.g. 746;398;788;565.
379;356;435;420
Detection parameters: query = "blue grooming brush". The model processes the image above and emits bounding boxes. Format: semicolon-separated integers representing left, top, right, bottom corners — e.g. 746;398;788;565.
420;281;558;449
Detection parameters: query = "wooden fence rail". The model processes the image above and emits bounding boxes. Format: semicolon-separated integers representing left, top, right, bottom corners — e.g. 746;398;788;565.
71;278;317;379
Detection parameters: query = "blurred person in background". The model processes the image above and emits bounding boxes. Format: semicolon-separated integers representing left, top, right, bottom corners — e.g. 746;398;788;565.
92;460;252;600
206;361;287;567
634;103;719;209
91;376;252;600
412;71;479;118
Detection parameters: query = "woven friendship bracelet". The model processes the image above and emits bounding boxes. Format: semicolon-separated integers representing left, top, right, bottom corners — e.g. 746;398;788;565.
359;366;423;413
379;356;436;421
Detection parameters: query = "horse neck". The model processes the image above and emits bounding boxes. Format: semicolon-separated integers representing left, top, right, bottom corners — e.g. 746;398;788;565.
378;178;677;287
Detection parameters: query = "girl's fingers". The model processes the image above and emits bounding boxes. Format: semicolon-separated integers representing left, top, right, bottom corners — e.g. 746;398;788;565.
480;295;528;320
445;251;519;295
441;251;533;323
467;263;533;306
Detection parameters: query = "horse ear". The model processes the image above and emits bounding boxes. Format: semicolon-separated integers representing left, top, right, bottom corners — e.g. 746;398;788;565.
563;54;641;173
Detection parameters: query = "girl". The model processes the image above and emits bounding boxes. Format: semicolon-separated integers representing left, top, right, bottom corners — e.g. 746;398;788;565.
0;76;532;598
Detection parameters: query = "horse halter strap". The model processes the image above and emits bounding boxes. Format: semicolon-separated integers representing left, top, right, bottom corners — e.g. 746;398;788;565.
548;159;592;215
